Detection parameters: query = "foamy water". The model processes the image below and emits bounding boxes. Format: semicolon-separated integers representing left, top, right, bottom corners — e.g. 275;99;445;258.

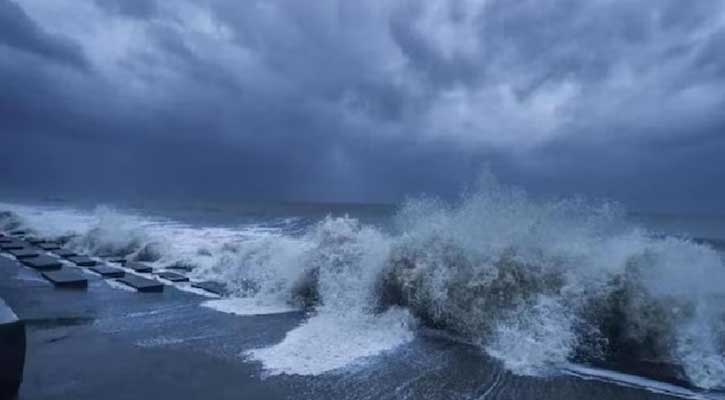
2;179;725;390
247;309;415;376
203;298;298;316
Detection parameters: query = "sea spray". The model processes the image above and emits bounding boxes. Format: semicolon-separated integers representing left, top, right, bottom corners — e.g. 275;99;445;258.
2;184;725;389
246;216;415;375
68;206;151;256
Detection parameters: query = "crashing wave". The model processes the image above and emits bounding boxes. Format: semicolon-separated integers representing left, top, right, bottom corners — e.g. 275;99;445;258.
0;210;25;232
372;181;725;389
1;181;724;388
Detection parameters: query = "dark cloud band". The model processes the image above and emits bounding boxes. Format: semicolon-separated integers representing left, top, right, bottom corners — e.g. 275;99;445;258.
1;0;724;212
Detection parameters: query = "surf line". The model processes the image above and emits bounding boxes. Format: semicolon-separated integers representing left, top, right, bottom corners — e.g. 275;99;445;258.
561;364;711;400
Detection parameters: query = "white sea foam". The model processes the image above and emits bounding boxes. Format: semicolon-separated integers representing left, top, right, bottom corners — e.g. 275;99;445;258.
3;176;725;389
485;295;577;375
380;175;725;389
246;308;414;376
203;298;297;316
104;278;137;292
562;364;709;400
136;336;186;347
246;216;416;375
0;202;97;236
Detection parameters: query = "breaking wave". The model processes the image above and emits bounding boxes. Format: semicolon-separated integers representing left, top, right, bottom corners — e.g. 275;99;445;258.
2;178;725;389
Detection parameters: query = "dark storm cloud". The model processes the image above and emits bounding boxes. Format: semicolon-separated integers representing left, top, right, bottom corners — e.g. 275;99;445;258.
0;0;88;69
1;0;725;212
94;0;157;19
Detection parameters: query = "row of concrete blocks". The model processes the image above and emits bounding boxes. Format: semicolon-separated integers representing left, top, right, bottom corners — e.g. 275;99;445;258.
0;229;228;397
0;232;225;295
1;235;167;292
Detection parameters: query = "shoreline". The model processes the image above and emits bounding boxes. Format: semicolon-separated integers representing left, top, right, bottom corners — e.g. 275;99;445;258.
0;232;716;399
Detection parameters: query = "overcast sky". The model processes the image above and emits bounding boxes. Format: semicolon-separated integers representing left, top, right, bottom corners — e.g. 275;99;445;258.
1;0;725;213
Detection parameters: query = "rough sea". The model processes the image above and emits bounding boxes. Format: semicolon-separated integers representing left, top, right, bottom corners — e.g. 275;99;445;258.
2;181;725;399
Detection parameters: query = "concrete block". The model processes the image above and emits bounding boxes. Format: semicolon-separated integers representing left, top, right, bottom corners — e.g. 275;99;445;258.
53;249;77;258
37;243;61;251
116;276;164;293
191;281;228;296
0;298;25;398
104;257;127;265
67;256;97;267
41;270;88;289
125;261;153;273
166;264;193;272
25;237;45;245
7;249;39;259
157;272;189;282
0;242;26;251
89;265;125;278
22;256;62;271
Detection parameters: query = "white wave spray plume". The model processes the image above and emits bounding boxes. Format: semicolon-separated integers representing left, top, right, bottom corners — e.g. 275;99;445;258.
2;174;724;389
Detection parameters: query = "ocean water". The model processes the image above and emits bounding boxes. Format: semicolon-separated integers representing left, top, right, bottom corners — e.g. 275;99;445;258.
2;180;725;397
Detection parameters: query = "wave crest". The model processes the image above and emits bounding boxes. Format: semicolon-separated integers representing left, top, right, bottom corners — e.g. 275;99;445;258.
2;185;724;388
375;180;725;389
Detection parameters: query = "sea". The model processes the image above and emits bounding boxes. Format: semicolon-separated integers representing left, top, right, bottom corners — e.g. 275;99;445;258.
2;181;725;399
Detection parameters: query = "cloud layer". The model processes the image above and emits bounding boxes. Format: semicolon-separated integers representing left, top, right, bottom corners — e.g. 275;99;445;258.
2;0;725;212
